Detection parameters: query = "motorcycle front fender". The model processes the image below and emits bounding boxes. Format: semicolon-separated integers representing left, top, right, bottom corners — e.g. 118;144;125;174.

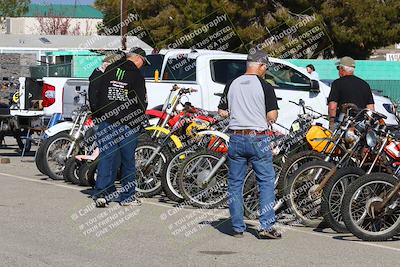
196;130;230;144
145;126;183;149
45;121;74;137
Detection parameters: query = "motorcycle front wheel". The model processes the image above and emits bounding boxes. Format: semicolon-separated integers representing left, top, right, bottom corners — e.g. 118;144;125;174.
285;160;335;227
41;132;73;180
341;173;400;241
177;149;228;208
135;141;171;197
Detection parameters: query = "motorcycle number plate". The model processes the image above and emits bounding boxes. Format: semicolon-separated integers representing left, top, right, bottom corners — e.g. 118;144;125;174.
292;122;300;132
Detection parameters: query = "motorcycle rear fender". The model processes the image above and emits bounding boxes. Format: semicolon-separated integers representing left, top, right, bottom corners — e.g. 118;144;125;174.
145;126;183;149
45;121;73;137
196;130;230;144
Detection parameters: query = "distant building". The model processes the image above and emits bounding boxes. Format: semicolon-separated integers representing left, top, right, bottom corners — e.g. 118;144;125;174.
0;34;153;79
2;4;103;35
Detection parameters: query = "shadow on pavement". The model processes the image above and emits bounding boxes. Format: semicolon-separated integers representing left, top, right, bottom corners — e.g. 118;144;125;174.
332;234;400;242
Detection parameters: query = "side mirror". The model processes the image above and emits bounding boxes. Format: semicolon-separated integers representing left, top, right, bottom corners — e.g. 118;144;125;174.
310;79;320;93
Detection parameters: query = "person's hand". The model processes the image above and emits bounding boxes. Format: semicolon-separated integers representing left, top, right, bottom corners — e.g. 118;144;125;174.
218;109;229;118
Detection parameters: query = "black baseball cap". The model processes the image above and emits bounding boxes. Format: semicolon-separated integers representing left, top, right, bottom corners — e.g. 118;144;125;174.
128;47;151;66
247;47;270;65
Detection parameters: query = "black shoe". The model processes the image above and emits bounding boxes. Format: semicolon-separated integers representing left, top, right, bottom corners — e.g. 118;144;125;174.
231;231;244;238
258;228;282;239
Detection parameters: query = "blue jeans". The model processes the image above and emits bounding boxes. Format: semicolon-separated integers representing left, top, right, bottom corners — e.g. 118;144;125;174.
228;134;276;232
95;122;139;202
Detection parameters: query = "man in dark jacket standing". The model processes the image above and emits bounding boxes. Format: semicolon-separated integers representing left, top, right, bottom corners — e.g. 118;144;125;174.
94;47;150;207
88;53;123;117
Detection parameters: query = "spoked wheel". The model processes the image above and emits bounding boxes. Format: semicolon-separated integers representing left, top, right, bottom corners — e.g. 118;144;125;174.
63;157;82;184
177;149;228;208
243;164;282;220
78;161;97;187
321;166;365;233
285;160;335;227
277;150;324;197
135;141;170;197
161;149;195;202
342;173;400;241
42;132;73;180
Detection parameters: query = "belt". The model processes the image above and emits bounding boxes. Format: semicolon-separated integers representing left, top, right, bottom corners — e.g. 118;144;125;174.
231;129;274;136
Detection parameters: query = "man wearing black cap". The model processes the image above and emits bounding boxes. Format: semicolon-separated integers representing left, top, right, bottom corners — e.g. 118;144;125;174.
93;47;150;207
328;56;375;129
218;48;281;239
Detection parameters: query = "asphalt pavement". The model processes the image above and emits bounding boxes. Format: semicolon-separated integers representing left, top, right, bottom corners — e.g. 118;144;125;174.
0;138;399;267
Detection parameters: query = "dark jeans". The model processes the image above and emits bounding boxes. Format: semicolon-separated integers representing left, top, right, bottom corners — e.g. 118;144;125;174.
95;122;139;202
228;134;276;232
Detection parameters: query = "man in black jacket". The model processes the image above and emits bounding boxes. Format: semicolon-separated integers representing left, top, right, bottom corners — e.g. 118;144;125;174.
94;47;150;207
88;53;123;117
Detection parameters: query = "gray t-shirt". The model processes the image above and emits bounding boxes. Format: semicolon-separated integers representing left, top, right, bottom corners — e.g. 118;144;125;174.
218;74;278;131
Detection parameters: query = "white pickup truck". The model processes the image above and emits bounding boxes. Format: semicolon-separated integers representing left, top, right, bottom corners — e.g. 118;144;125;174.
143;49;398;127
20;49;399;128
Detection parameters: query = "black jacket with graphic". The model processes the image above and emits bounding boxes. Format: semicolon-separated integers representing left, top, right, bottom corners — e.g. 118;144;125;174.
88;68;104;118
95;60;148;128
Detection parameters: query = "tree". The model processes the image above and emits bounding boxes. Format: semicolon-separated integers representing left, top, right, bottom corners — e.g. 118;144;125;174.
95;0;400;59
0;0;30;31
0;0;29;18
284;0;400;58
34;5;81;35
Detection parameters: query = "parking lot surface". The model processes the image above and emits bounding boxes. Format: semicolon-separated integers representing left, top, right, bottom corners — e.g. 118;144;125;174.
0;140;399;267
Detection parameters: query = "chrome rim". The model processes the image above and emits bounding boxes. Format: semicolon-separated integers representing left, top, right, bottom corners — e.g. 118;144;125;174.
290;165;331;223
349;180;400;235
166;150;195;199
180;153;228;206
135;145;166;193
46;137;72;178
328;173;360;225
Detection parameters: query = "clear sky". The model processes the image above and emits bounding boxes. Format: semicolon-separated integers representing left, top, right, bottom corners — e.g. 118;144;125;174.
31;0;96;4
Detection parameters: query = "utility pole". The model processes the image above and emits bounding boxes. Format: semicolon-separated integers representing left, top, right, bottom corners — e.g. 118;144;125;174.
121;0;128;50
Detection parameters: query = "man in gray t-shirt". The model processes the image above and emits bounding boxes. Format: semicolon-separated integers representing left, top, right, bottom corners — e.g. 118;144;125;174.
218;49;281;239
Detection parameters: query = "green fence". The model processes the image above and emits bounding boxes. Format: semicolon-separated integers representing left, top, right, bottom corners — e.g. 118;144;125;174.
289;59;400;101
29;64;72;78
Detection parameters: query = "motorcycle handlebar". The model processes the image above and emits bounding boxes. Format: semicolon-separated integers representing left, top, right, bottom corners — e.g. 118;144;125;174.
171;84;198;94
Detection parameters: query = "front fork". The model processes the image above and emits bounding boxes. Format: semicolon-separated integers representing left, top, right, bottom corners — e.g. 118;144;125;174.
186;153;227;185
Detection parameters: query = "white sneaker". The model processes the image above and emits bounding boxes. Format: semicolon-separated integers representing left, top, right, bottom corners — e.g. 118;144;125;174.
95;197;108;208
120;196;142;206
